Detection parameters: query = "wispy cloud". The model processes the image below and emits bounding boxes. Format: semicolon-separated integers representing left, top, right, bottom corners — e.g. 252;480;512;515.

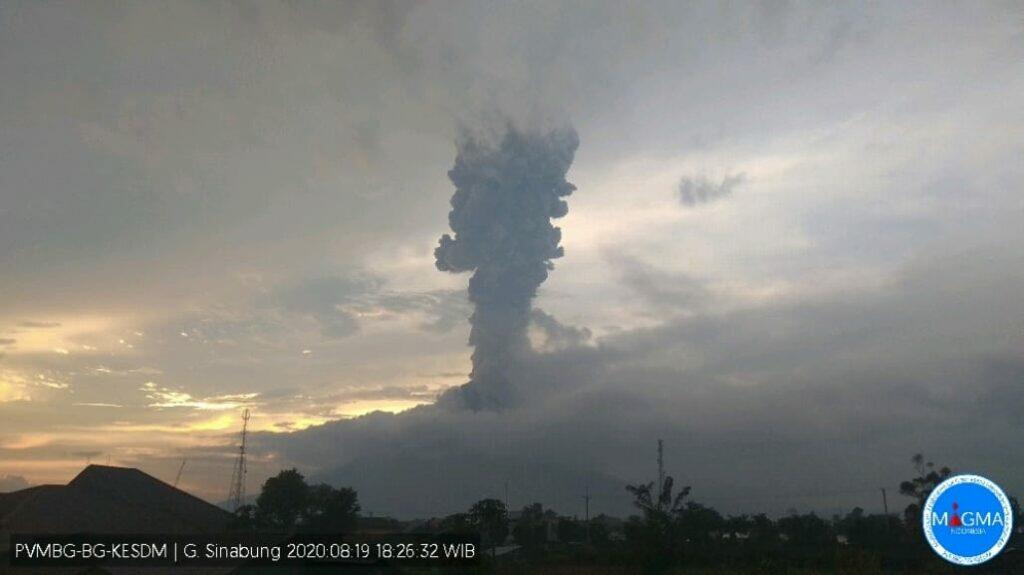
677;172;746;207
141;382;257;411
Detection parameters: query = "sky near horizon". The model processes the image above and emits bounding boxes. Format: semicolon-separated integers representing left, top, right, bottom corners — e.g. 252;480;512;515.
1;1;1022;514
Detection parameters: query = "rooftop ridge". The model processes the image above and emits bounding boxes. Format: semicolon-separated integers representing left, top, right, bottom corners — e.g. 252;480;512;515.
2;465;231;536
69;464;230;521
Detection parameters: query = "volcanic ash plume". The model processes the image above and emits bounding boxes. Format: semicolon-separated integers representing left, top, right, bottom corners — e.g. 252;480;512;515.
435;126;580;410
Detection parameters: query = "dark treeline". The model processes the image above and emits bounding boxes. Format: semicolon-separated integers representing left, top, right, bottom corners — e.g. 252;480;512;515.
229;456;1022;574
229;468;360;533
601;455;1018;574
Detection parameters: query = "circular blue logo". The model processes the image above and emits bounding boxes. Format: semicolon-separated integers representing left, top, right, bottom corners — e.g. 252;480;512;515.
923;474;1013;566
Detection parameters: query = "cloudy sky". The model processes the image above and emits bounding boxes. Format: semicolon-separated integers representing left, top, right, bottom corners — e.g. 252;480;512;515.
1;1;1022;517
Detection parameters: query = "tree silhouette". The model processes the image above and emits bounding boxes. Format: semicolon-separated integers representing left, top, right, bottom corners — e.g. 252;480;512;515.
898;453;951;529
469;498;509;549
241;469;361;534
304;483;360;533
512;503;548;551
899;454;952;504
627;476;691;517
440;512;473;535
625;476;691;573
777;512;832;548
676;501;724;551
256;468;310;529
229;456;1023;572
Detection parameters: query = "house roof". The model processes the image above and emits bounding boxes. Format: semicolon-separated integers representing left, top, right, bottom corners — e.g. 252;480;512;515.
0;465;230;537
0;485;62;521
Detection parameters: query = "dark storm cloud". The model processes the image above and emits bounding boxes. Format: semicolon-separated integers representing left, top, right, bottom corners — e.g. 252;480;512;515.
255;387;304;401
271;274;470;338
2;0;1017;314
319;385;438;405
435;126;580;409
606;253;712;315
374;289;471;334
242;385;441;422
530;308;592;352
677;173;746;207
274;275;381;339
262;243;1024;517
1;0;1021;507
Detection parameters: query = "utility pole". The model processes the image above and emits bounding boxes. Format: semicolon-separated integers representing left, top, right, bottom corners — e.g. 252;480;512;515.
881;487;891;536
657;439;665;499
226;409;250;511
583;487;591;545
174;459;187;488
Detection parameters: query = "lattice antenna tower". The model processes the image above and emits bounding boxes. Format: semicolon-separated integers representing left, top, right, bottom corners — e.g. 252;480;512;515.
226;408;251;511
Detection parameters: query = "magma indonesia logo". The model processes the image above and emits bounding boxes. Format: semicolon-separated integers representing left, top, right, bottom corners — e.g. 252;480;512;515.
923;474;1014;566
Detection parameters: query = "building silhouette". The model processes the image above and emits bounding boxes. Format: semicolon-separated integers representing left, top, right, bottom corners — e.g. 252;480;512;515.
0;465;231;574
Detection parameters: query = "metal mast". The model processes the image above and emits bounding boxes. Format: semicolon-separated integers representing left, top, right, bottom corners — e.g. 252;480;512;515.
657;439;665;499
174;459;187;487
584;486;591;545
227;409;251;511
